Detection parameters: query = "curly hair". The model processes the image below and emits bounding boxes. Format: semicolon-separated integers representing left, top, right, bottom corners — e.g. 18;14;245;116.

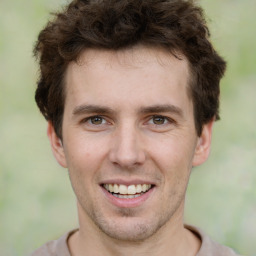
34;0;226;138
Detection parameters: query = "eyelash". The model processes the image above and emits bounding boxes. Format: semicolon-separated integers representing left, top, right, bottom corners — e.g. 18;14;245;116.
80;115;176;127
82;115;108;125
149;115;173;125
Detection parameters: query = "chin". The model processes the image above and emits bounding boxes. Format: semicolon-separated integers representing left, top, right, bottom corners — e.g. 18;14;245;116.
99;220;157;242
93;211;171;242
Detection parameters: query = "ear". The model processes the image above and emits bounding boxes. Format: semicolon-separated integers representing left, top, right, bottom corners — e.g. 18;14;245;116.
47;122;67;168
192;119;214;167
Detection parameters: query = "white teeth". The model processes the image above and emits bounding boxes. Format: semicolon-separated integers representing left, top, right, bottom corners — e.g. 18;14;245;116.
103;183;152;196
113;193;144;199
119;184;127;194
136;184;142;193
113;184;119;193
127;185;136;195
109;184;114;193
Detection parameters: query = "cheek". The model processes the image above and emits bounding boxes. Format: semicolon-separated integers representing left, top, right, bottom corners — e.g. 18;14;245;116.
63;133;111;177
147;134;196;176
151;138;195;202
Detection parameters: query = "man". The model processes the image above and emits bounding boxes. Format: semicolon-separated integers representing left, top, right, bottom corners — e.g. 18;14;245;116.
31;0;241;255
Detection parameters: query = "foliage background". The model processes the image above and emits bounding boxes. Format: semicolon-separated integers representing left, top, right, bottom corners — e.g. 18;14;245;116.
0;0;255;255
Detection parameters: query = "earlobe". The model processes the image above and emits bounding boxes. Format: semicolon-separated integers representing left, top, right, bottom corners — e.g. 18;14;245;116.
47;122;67;168
192;119;214;167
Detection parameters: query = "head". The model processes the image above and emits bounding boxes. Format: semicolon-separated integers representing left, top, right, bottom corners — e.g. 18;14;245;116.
34;0;227;244
34;0;226;140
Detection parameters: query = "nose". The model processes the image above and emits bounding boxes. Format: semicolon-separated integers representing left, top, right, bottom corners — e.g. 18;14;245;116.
109;123;146;168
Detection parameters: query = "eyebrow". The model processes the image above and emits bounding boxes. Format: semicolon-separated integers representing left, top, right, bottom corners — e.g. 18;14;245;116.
72;105;115;116
138;104;183;117
72;104;183;117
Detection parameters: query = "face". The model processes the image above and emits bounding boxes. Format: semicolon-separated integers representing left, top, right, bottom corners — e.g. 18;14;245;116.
48;46;213;242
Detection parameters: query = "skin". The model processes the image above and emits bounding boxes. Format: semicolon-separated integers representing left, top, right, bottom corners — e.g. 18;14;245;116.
48;46;214;256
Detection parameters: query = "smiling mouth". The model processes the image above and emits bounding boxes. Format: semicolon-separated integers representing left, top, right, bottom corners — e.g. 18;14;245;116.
103;184;153;199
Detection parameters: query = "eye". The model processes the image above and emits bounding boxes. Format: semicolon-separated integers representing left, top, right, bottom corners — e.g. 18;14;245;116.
90;116;104;125
150;115;169;125
83;116;107;125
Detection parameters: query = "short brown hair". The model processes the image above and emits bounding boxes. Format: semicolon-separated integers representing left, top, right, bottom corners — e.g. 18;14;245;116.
34;0;226;138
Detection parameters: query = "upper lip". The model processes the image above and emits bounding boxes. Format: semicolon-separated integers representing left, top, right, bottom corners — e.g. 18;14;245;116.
100;179;156;186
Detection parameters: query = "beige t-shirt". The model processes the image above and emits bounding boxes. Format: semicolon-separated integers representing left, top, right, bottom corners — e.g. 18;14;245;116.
30;225;241;256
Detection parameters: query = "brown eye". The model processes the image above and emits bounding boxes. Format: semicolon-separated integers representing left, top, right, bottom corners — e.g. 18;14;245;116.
152;116;167;125
90;116;104;125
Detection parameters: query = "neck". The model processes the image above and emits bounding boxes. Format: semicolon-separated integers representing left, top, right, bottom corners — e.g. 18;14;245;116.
68;202;201;256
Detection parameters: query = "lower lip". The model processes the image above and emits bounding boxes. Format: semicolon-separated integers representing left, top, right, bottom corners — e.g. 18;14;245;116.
101;186;155;208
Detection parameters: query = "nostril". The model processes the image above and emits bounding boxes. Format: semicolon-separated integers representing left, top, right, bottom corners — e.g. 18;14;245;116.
108;128;146;167
109;148;146;168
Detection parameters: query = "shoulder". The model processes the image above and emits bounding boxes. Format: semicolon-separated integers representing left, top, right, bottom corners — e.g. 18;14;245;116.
30;230;77;256
185;225;242;256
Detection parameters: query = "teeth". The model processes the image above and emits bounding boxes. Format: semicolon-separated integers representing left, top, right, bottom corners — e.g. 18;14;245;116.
113;193;144;199
113;184;119;193
103;183;152;195
142;184;147;192
127;185;136;195
109;184;114;192
119;185;127;194
136;184;142;193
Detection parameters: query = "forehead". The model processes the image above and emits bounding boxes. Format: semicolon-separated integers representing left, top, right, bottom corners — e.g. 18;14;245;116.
64;46;191;114
74;46;189;75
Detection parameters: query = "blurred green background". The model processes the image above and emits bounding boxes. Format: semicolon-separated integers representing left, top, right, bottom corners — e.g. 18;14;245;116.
0;0;255;255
